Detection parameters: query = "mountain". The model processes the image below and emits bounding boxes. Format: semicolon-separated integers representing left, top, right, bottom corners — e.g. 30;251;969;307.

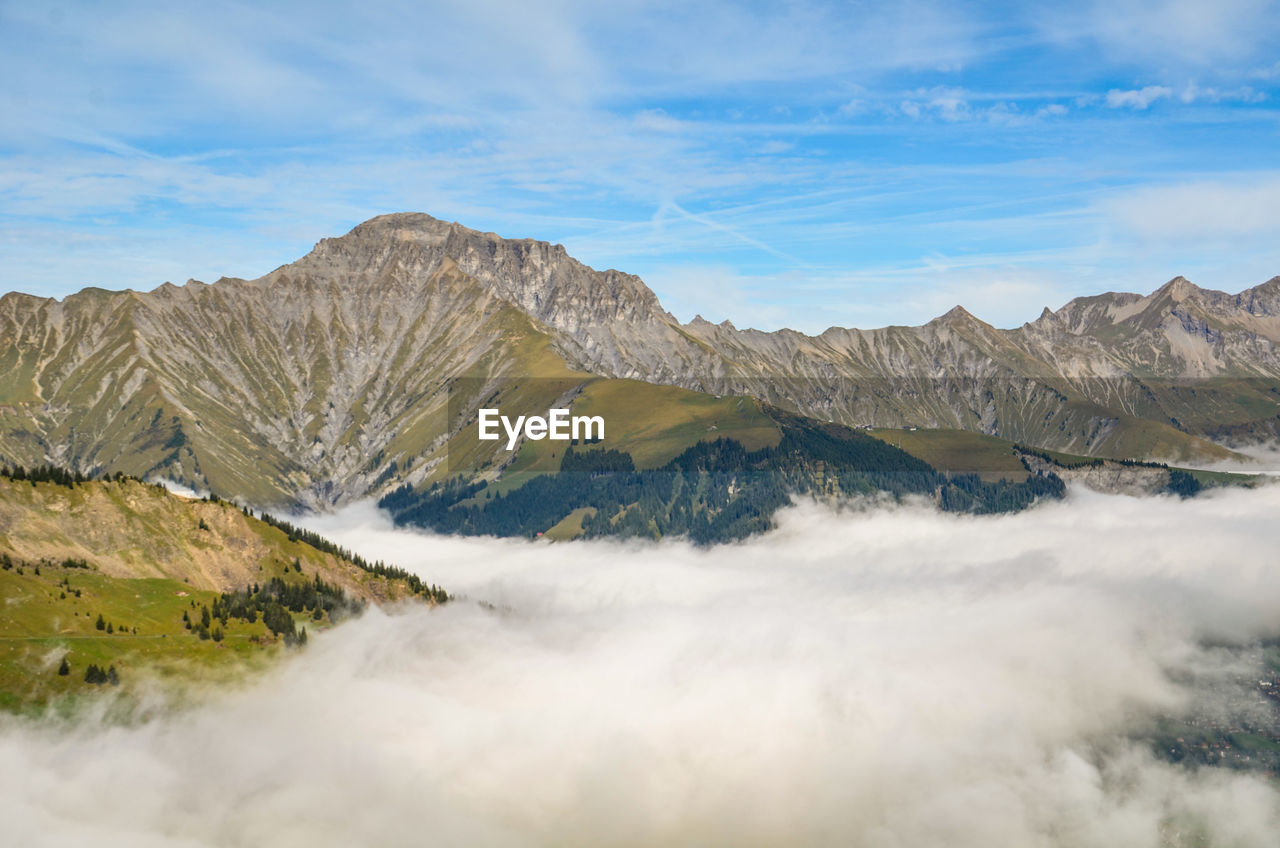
0;467;444;710
378;410;1070;543
1;212;1276;509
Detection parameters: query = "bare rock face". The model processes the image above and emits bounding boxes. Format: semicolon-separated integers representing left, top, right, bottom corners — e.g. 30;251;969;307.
294;214;705;382
1;212;1276;508
1018;453;1173;497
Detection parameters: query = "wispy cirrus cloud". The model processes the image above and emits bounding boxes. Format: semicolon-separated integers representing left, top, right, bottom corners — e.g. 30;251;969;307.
1105;85;1173;109
1;1;1278;327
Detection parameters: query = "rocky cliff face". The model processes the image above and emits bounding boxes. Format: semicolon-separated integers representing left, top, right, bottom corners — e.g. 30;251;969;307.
1;213;1275;507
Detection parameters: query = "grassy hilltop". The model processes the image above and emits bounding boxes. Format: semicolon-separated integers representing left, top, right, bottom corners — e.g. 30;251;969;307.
0;468;444;713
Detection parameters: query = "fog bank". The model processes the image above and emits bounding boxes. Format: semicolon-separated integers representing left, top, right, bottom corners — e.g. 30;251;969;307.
4;485;1280;846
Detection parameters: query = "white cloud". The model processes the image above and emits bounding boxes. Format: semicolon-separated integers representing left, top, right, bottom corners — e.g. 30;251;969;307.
5;487;1280;844
757;140;794;154
1179;83;1266;103
836;98;864;117
896;89;1073;126
1096;78;1269;111
1101;174;1280;242
631;109;685;133
900;86;972;121
1040;0;1280;70
926;86;971;121
1104;85;1172;109
1183;442;1280;475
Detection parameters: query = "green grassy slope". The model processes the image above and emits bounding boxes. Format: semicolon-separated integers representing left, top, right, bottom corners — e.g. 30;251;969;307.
866;429;1031;482
1;562;284;715
0;471;444;712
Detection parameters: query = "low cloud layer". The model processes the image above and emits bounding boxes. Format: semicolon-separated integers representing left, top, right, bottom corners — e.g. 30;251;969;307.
5;485;1280;845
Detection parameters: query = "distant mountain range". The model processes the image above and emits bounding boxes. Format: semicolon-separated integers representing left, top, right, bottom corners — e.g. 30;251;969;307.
2;212;1277;508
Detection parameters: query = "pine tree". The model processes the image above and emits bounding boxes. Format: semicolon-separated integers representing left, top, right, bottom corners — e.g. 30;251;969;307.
107;666;119;686
95;613;105;631
57;656;70;676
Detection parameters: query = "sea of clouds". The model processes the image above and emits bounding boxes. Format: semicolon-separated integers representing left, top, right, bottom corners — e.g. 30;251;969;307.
4;483;1280;846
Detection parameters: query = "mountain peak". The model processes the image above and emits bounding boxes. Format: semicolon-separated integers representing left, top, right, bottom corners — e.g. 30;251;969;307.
276;212;677;383
359;211;448;228
930;305;977;326
346;211;449;233
1152;276;1201;303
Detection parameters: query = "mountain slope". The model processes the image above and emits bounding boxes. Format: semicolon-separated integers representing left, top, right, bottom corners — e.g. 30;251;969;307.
379;411;1070;543
1;213;1274;509
0;469;444;710
0;472;432;600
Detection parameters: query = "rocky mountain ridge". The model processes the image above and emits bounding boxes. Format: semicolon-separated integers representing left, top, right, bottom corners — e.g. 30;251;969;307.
1;212;1276;507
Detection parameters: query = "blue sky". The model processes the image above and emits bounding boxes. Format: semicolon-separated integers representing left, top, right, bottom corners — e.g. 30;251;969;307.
2;0;1278;332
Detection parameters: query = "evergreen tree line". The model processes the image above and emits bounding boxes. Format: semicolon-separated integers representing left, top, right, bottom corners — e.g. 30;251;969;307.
1014;444;1180;471
382;417;1067;544
0;462;147;488
251;511;449;604
1;464;93;488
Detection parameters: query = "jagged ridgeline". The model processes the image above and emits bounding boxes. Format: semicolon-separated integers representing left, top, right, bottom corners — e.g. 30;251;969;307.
0;466;446;711
380;411;1067;544
2;213;1278;512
